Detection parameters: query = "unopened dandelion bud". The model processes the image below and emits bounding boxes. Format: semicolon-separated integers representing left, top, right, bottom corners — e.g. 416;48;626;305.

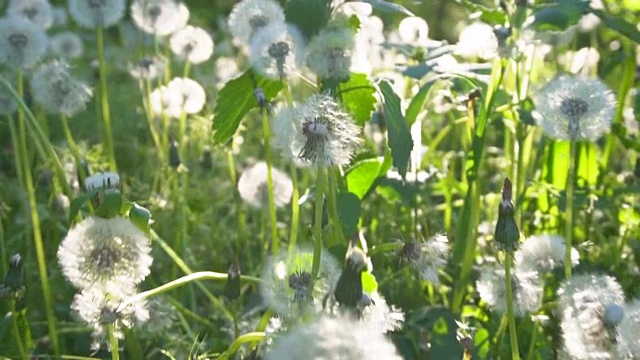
334;247;367;308
494;178;520;252
199;146;212;170
224;259;241;301
2;254;24;294
169;138;181;169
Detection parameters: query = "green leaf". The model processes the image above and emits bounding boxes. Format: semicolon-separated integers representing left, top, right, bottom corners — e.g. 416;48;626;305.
95;189;123;219
285;0;332;38
361;271;378;294
576;142;598;187
405;82;435;126
379;80;414;179
211;68;283;145
362;0;414;16
542;141;570;189
530;1;589;31
591;8;640;43
403;63;434;80
339;73;377;125
346;158;382;199
454;0;507;25
68;188;99;225
336;192;360;236
129;202;152;234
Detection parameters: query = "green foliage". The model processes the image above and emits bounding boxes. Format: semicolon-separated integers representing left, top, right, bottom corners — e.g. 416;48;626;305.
530;0;590;31
336;191;360;236
284;0;332;38
379;80;414;179
339;73;377;125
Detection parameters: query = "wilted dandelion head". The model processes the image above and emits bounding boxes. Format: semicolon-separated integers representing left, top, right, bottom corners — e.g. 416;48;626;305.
264;314;403;360
558;273;625;359
49;31;84;59
249;23;305;79
476;265;542;317
237;161;293;209
618;299;640;358
128;56;166;80
306;27;354;81
398;234;448;285
455;22;498;60
30;60;93;117
150;77;205;118
68;0;126;29
260;248;340;317
131;0;189;36
57;216;153;291
272;94;362;167
515;234;579;273
0;85;17;116
228;0;285;44
72;287;149;351
0;17;47;69
169;25;214;64
534;74;616;141
8;0;53;29
398;16;429;44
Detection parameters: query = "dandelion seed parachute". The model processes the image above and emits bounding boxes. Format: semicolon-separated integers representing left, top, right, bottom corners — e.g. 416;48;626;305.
7;0;53;29
49;31;84;59
514;234;579;273
68;0;126;29
169;25;214;64
0;17;48;69
237;161;293;209
228;0;285;44
249;22;305;79
30;60;93;117
131;0;189;37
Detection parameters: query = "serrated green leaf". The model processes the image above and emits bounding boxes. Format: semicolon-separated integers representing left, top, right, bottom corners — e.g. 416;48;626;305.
362;0;414;16
361;271;378;294
591;8;640;43
346;159;381;200
336;192;360;236
211;69;283;145
285;0;332;38
405;82;435;126
379;80;414;179
339;73;377;125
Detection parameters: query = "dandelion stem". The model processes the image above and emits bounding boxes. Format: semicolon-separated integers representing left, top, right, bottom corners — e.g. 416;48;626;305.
525;321;539;360
261;109;279;254
8;299;27;360
504;252;520;360
311;165;325;282
564;140;577;279
13;70;61;357
282;80;301;253
226;150;250;265
60;115;87;185
216;332;266;360
107;324;120;360
96;26;117;172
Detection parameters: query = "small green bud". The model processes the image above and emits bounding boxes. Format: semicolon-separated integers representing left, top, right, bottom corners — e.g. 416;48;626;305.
169;137;181;169
494;178;520;252
1;254;24;299
224;259;241;301
334;247;367;308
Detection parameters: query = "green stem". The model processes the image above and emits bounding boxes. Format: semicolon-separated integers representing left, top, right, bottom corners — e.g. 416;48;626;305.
261;109;279;254
14;70;61;357
216;332;266;360
9;301;27;360
227;151;250;263
311;165;325;281
288;165;300;252
97;26;117;172
504;253;521;360
525;321;539;360
107;324;120;360
60;115;88;185
564;140;577;279
326;168;343;245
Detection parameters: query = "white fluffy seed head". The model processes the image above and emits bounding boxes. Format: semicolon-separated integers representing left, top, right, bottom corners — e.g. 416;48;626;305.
150;77;205;118
228;0;285;44
237;161;293;209
68;0;126;29
249;23;305;79
260;247;340;318
558;273;625;359
534;74;616;141
8;0;53;29
399;234;449;285
618;299;640;358
30;60;93;117
476;265;542;317
57;216;153;292
169;25;214;64
271;94;362;167
84;172;120;191
455;22;498;60
128;56;166;80
49;31;84;59
398;16;429;44
306;27;354;81
264;314;402;360
0;17;47;69
514;234;579;273
131;0;189;36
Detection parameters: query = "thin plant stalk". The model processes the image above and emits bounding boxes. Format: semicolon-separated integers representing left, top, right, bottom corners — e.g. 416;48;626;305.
282;80;301;252
226;150;251;266
504;253;520;360
217;332;266;360
13;70;60;356
96;26;117;172
564;140;577;279
260;109;279;254
107;324;120;360
60;115;88;184
525;321;539;360
9;300;28;360
310;165;325;281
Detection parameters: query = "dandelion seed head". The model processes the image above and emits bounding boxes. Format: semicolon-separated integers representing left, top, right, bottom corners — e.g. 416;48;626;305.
476;265;542;317
131;0;189;36
358;291;405;332
307;27;354;81
260;248;340;318
455;22;498;60
169;25;213;64
398;16;429;44
8;0;53;29
84;172;120;191
249;23;305;79
558;273;625;359
49;31;84;59
69;0;126;29
150;77;205;118
228;0;284;44
237;161;293;209
30;60;93;117
618;299;640;358
57;216;153;291
0;17;47;69
264;314;402;360
272;94;362;167
128;56;165;80
399;234;448;285
515;234;579;273
534;74;616;141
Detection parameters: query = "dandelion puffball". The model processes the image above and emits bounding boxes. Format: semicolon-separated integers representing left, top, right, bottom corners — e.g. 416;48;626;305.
237;161;293;209
249;23;305;79
170;25;214;64
30;60;93;117
68;0;126;29
131;0;189;37
228;0;285;44
0;17;47;69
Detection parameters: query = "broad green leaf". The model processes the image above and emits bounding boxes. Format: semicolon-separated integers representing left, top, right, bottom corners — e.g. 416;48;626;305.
339;73;376;125
211;69;283;145
68;188;100;225
576;142;598;187
403;63;434;79
95;189;123;219
361;0;414;16
591;8;640;43
346;158;382;199
542;141;570;189
379;80;414;179
336;192;360;236
405;82;434;126
361;271;378;294
129;202;152;234
285;0;332;38
530;1;589;31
